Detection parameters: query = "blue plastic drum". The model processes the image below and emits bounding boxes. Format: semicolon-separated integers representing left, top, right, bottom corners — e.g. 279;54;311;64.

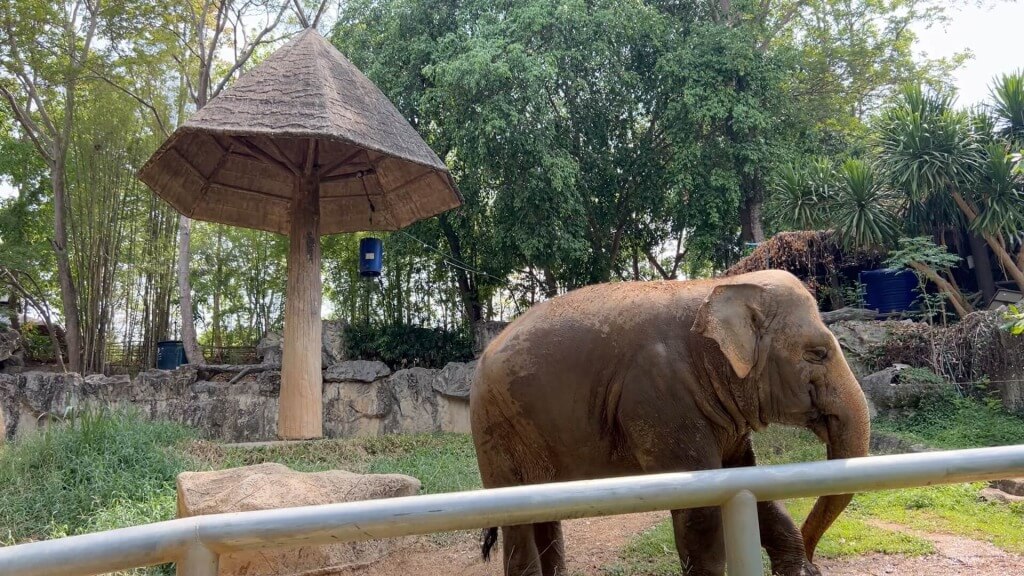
859;268;918;313
359;237;383;277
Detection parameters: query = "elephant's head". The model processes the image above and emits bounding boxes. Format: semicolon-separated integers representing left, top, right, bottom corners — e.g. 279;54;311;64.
692;270;870;562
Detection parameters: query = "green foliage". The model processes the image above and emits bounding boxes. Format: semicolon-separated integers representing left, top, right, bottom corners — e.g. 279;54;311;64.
874;389;1024;449
832;159;901;249
344;322;473;368
1004;304;1024;336
19;324;55;363
0;409;193;543
876;85;981;200
767;162;827;231
991;70;1024;146
885;237;963;271
884;236;964;320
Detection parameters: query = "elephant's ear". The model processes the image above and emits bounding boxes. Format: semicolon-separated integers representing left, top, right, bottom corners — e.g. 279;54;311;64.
691;283;765;379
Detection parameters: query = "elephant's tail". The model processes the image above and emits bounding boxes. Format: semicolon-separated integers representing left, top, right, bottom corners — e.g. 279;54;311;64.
481;527;499;561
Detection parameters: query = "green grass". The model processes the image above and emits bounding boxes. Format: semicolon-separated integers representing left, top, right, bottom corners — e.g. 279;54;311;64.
0;408;194;544
873;391;1024;449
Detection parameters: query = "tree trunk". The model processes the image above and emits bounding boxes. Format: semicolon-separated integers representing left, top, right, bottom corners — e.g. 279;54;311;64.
278;169;323;440
967;232;996;303
438;214;483;324
739;195;766;244
52;159;82;373
949;190;1024;293
177;215;206;364
907;262;972;318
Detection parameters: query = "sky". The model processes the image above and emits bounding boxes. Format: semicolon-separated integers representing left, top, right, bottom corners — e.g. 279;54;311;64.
911;1;1024;107
1;2;1022;202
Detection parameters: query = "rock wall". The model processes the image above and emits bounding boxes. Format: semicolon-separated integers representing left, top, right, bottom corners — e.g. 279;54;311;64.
0;360;475;443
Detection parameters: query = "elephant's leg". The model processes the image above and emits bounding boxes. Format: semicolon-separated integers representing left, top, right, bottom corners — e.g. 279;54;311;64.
533;521;566;575
671;506;726;576
502;524;543;576
727;437;813;576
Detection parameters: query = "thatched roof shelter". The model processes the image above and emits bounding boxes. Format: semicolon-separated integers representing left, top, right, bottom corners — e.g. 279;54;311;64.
725;231;885;307
725;231;884;280
140;29;461;236
139;29;461;439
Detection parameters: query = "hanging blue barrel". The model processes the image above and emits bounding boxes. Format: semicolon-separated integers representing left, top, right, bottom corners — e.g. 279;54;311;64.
156;340;186;370
859;268;918;313
359;237;383;277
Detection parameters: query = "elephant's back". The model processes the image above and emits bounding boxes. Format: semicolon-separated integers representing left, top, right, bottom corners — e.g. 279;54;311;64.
470;281;708;485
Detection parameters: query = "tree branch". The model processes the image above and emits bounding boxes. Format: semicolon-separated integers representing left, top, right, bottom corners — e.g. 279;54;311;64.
210;1;291;99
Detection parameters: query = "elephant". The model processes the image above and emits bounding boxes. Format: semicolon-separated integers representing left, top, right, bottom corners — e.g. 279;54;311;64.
470;270;870;576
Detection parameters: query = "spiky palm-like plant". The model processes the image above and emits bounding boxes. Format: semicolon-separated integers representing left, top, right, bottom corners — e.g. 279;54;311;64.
876;85;982;200
991;70;1024;146
833;159;900;249
770;163;821;230
975;143;1024;240
876;84;1024;291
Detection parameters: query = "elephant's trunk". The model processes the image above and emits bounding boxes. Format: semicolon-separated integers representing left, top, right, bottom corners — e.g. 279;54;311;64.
800;359;870;561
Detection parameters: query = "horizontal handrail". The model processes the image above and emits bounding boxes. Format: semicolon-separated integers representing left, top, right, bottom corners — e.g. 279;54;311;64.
2;445;1024;576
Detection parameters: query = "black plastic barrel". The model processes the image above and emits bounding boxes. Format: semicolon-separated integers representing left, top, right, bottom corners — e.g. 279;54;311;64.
859;268;918;313
156;340;186;370
359;237;384;277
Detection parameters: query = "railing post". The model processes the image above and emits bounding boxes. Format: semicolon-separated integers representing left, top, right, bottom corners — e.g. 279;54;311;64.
177;543;218;576
722;490;761;576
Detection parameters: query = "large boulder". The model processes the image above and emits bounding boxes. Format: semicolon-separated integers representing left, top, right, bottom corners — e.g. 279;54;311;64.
858;364;948;416
0;327;24;369
829;320;894;377
176;463;420;576
385;368;440;434
0;371;82;440
432;361;476;400
322;319;349;366
255;332;282;365
472;320;508;356
323;378;393;437
324;360;391;383
256;320;350;366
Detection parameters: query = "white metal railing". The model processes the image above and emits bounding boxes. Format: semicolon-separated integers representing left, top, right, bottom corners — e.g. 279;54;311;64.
2;445;1024;576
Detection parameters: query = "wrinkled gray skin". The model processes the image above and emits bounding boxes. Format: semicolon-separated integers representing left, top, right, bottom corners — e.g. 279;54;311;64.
470;270;870;576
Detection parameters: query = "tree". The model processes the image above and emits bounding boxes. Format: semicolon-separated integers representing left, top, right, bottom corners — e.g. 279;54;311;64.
991;70;1024;147
164;0;291;364
0;0;110;371
877;84;1024;293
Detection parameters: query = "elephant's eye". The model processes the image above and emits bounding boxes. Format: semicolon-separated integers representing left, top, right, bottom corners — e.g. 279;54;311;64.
803;346;829;364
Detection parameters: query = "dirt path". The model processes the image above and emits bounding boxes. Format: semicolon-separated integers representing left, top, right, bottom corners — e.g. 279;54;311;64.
341;515;1023;576
819;520;1024;576
342;512;666;575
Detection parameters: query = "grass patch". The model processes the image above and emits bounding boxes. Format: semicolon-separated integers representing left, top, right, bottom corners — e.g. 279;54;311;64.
874;391;1024;449
0;409;193;544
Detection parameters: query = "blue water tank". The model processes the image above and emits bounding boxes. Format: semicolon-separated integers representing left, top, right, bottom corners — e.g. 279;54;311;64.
859;268;918;313
156;340;186;370
359;237;383;277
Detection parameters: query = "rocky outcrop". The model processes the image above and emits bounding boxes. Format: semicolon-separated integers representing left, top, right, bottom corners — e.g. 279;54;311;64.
829;320;893;378
321;319;349;366
176;463;420;576
1;360;476;443
256;319;350;366
0;327;24;369
472;320;508;355
857;364;948;417
324;359;390;383
0;371;82;440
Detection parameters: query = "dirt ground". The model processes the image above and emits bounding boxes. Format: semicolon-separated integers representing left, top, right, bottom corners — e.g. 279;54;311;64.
342;513;1024;576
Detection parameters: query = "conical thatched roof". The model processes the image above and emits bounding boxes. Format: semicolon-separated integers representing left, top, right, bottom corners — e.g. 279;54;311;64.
139;28;461;235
